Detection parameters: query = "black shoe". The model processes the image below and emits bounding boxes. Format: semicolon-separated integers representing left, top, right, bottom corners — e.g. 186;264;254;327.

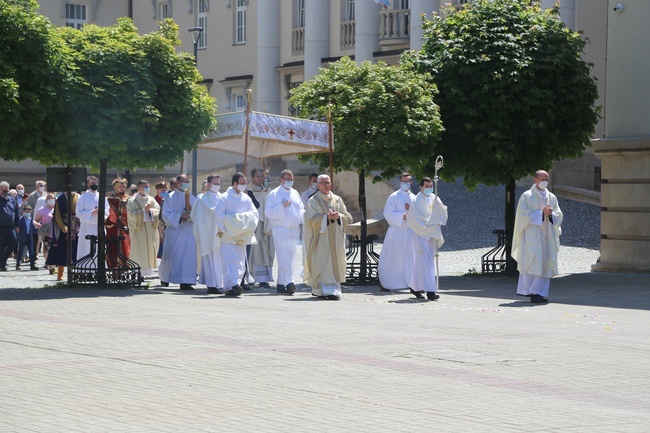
380;287;391;292
426;291;440;301
259;282;271;288
160;281;169;287
225;285;243;297
325;295;340;301
410;289;425;299
286;283;296;295
30;265;39;271
276;284;287;294
180;284;194;291
15;265;21;271
530;294;549;304
242;284;252;291
207;287;223;295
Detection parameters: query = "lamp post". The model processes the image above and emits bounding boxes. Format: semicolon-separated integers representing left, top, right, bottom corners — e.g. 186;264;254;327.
188;26;203;196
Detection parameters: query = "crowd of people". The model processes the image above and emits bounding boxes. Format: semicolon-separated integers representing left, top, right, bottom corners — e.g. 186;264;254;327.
0;168;561;303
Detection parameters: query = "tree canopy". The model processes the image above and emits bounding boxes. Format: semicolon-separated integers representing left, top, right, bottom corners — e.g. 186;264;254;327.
403;0;599;187
0;0;71;155
290;57;443;182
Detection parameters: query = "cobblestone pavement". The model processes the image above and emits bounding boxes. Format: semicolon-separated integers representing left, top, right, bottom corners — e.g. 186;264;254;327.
3;183;649;433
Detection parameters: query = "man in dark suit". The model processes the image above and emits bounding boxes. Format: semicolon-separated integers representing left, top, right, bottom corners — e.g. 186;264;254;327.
16;205;38;271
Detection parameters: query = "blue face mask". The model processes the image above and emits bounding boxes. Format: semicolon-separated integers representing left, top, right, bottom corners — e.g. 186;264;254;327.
160;191;169;198
424;188;434;196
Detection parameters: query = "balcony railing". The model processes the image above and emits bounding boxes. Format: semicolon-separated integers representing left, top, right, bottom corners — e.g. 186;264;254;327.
379;8;410;41
340;20;355;49
292;27;304;54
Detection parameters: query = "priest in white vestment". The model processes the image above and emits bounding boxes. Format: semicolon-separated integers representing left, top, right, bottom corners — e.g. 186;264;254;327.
191;175;223;294
246;169;274;287
127;180;160;277
378;172;417;292
512;170;563;304
215;173;259;297
159;174;197;290
407;177;448;301
265;169;305;295
75;176;109;261
300;173;319;208
304;174;353;301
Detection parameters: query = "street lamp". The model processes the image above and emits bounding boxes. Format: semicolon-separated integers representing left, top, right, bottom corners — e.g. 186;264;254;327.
188;26;203;196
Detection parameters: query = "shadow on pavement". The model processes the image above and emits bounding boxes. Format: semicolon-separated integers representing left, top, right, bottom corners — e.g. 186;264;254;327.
0;286;161;301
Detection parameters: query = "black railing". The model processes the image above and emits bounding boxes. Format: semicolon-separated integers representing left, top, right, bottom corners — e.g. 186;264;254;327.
345;234;380;284
481;229;507;274
70;235;142;286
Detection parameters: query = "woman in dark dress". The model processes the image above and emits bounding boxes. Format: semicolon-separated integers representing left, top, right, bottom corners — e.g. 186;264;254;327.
45;192;80;281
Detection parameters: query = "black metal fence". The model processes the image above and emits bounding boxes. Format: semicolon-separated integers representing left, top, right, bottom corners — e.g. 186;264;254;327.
345;234;380;284
70;235;142;286
481;229;507;274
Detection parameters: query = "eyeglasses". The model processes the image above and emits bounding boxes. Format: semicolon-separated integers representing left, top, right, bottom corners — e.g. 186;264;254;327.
319;182;331;185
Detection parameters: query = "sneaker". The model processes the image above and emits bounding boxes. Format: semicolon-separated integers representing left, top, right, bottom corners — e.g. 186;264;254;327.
426;292;440;301
286;283;296;295
410;289;425;299
225;285;243;297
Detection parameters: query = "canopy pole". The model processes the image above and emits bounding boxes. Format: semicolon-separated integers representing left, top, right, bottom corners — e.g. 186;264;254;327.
243;86;252;177
327;102;334;186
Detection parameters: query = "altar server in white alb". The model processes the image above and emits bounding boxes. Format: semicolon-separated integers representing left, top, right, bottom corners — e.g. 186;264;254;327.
246;168;274;288
407;177;448;301
75;176;109;260
191;175;223;294
265;169;305;295
215;173;259;298
512;170;563;304
159;174;197;291
377;172;416;292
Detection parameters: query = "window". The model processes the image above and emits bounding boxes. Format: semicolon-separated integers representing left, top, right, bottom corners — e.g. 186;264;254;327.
296;0;305;28
235;0;247;44
159;3;169;19
345;0;355;20
288;82;303;117
397;0;410;9
65;3;86;29
198;0;208;49
234;93;247;112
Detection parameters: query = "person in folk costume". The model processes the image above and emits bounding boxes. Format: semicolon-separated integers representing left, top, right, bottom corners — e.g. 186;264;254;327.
190;175;224;294
159;174;198;290
303;174;353;301
105;178;130;268
512;170;563;304
377;172;417;293
45;191;80;281
127;180;161;278
265;169;305;295
246;168;275;289
215;172;259;298
75;176;109;261
406;177;448;301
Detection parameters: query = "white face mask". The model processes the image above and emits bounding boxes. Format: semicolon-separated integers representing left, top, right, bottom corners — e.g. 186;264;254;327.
47;199;56;206
210;184;221;193
311;182;318;190
538;180;548;190
283;180;294;189
17;189;24;196
181;182;190;191
400;182;411;192
237;184;247;193
38;186;45;193
142;187;150;195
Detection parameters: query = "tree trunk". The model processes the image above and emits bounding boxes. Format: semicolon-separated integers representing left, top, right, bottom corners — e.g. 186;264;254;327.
358;170;368;283
504;177;518;276
97;158;108;285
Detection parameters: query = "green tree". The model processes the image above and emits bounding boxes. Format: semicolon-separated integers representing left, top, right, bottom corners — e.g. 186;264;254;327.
404;0;599;273
290;57;443;282
0;0;71;155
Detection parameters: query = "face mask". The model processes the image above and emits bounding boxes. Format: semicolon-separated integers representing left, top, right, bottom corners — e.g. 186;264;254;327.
538;181;548;190
17;189;24;196
47;199;56;206
400;182;411;192
24;212;31;217
160;191;169;198
283;180;294;189
143;187;150;195
210;184;221;193
237;184;247;193
423;187;434;196
311;182;318;190
38;186;45;193
181;182;191;191
89;184;98;191
1;191;8;197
